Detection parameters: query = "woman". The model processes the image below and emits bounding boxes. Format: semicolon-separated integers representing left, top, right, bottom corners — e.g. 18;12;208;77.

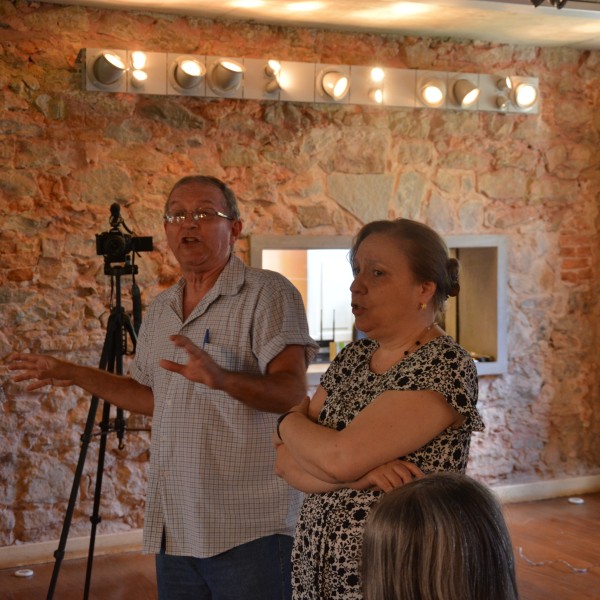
274;218;484;599
362;473;519;600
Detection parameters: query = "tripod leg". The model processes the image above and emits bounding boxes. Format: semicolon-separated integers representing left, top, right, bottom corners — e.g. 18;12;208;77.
83;399;112;600
47;275;136;599
81;311;122;600
46;311;119;599
46;395;100;600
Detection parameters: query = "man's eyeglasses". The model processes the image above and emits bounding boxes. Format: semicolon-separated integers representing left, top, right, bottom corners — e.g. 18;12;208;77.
164;208;234;224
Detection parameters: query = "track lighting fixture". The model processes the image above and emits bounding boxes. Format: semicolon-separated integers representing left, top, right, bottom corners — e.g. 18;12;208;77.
370;67;384;83
496;95;509;111
128;51;148;88
265;78;281;93
130;69;148;88
452;78;480;108
368;67;384;104
264;59;282;93
173;58;205;90
82;49;540;114
491;75;539;112
496;76;512;93
319;69;350;101
208;59;245;94
513;82;538;109
417;77;446;108
494;76;511;111
369;88;383;104
265;59;281;79
130;51;147;71
91;52;126;86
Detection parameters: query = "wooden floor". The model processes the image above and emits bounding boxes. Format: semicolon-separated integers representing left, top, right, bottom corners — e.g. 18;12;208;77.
2;492;598;600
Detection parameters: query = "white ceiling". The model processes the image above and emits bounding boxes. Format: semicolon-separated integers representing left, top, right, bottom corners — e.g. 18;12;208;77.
47;0;600;49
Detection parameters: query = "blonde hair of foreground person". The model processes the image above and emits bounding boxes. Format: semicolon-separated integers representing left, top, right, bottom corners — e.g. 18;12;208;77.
362;473;519;600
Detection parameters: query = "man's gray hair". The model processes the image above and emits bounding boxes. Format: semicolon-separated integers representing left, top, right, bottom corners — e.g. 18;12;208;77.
165;175;241;220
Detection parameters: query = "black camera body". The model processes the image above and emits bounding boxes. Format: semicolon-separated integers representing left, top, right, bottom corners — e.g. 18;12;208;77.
96;203;153;273
96;230;153;262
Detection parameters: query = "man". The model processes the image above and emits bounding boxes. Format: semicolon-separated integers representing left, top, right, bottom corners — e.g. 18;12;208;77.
10;175;318;599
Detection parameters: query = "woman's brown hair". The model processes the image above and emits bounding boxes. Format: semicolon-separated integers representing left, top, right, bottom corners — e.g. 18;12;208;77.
349;219;460;315
362;473;519;600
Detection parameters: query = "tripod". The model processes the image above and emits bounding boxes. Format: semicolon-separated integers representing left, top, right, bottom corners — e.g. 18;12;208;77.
47;265;140;600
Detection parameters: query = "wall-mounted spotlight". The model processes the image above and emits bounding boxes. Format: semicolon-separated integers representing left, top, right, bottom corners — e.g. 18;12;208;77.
418;77;446;108
452;78;480;108
130;51;147;71
368;67;385;104
173;58;205;90
242;57;285;100
318;69;350;101
494;76;538;111
208;59;246;95
128;51;167;95
265;59;281;78
476;73;540;113
370;67;385;83
494;75;512;110
496;95;509;111
369;88;383;104
130;69;148;88
496;76;512;92
513;82;538;110
91;51;126;86
264;59;282;93
128;51;148;89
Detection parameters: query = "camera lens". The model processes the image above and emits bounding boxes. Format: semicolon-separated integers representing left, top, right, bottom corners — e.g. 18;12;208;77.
104;232;128;258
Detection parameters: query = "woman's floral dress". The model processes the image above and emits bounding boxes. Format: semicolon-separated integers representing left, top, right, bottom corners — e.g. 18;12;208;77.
292;336;484;600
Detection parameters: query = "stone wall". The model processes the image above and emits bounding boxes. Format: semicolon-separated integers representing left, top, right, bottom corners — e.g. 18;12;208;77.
0;0;598;548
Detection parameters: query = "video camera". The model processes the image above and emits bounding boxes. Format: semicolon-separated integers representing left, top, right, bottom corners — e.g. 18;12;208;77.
96;203;153;273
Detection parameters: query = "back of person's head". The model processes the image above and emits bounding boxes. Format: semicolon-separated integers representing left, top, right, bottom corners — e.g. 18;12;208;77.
166;175;241;220
362;473;519;600
349;219;459;315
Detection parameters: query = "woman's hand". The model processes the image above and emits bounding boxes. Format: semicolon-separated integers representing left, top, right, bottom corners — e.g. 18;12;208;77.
350;459;424;493
8;352;74;390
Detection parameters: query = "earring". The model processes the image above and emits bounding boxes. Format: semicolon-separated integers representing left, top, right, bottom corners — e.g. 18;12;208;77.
419;302;427;311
